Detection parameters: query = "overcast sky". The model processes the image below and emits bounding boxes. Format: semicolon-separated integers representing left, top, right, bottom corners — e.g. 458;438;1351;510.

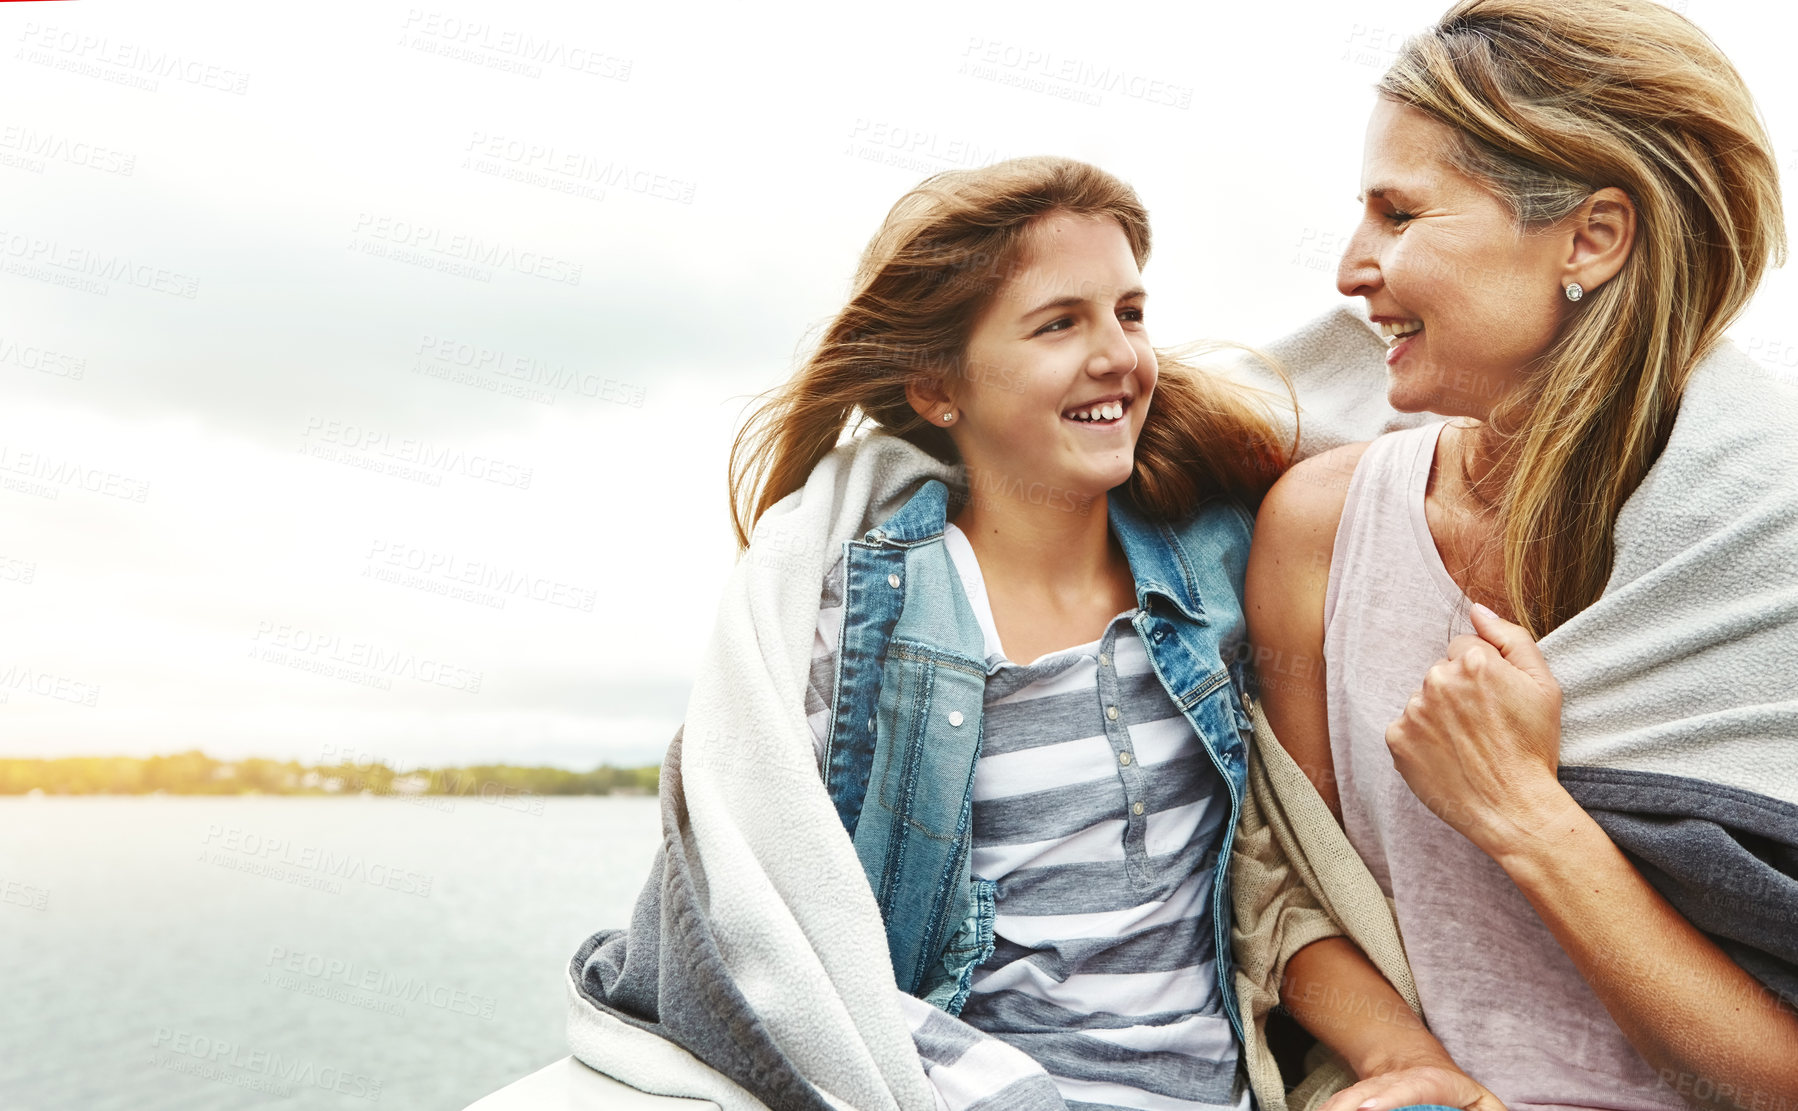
2;0;1792;769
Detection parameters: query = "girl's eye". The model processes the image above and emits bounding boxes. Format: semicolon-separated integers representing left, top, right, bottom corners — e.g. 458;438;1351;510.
1034;317;1073;336
1119;306;1145;323
1386;210;1416;226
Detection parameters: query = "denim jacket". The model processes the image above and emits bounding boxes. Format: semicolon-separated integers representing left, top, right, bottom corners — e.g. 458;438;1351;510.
818;478;1256;1043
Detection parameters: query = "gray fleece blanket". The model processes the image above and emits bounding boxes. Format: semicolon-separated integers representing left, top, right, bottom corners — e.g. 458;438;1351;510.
568;431;962;1111
1541;334;1798;1001
573;728;839;1111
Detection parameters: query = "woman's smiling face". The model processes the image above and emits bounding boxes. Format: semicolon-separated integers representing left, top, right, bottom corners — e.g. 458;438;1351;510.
943;211;1157;501
1338;97;1573;418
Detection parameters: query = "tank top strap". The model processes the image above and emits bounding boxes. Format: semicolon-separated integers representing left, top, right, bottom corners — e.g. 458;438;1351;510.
1324;421;1454;630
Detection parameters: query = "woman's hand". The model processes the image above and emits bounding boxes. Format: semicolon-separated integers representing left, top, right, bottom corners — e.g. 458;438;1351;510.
1317;1060;1507;1111
1383;603;1575;861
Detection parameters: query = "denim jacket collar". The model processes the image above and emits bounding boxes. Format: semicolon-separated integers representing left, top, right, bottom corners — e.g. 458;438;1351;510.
860;479;951;545
1108;493;1209;627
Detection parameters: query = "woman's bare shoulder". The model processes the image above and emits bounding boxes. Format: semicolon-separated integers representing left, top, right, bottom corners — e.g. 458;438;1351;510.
1260;441;1373;541
1244;441;1371;812
1249;440;1373;598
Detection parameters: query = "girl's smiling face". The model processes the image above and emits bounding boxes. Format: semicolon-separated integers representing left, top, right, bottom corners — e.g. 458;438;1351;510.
925;211;1157;502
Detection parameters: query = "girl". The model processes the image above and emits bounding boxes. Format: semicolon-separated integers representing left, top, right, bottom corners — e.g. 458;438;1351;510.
569;156;1292;1111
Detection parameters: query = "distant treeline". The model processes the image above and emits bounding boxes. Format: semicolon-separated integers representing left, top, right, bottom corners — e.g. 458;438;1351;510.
0;750;660;797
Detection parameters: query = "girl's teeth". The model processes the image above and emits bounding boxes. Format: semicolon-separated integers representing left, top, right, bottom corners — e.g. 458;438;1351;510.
1069;402;1125;422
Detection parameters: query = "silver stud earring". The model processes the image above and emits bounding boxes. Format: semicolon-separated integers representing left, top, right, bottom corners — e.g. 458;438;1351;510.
942;412;955;423
1565;282;1584;302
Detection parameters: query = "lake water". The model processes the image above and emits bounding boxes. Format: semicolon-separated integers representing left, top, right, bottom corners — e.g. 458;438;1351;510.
0;796;664;1110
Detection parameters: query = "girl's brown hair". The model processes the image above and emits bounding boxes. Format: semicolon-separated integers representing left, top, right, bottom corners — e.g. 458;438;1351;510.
728;155;1291;549
1380;0;1786;636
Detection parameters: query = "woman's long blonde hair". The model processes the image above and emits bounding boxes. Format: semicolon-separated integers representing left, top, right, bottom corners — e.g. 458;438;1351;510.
1381;0;1786;636
728;156;1291;550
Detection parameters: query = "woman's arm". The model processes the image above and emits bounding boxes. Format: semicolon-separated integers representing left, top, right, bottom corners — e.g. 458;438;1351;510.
1246;445;1502;1111
1244;446;1360;818
1389;607;1798;1110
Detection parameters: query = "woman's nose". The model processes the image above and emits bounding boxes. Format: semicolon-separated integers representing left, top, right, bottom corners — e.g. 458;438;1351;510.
1337;223;1382;300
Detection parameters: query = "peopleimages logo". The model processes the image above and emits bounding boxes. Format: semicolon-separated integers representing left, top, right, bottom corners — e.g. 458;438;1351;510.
15;22;251;95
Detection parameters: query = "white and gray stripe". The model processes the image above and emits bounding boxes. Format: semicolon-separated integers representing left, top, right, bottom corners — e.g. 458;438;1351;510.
901;992;1069;1111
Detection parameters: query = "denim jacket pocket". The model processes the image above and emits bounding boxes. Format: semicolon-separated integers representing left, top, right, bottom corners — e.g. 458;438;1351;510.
920;875;996;1016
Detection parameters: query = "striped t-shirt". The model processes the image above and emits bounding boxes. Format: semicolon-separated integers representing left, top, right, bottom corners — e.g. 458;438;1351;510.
806;524;1248;1111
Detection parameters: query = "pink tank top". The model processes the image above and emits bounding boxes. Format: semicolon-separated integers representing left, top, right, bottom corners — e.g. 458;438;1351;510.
1323;422;1683;1110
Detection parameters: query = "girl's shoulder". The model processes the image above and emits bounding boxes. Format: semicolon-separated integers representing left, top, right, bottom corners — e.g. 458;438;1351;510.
1139;494;1264;611
1161;492;1260;561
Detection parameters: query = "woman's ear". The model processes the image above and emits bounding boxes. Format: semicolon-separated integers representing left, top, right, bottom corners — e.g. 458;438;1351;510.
1564;186;1637;295
904;374;956;424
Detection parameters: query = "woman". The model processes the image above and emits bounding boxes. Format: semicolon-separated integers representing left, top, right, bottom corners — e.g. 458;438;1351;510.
1245;1;1794;1109
570;156;1292;1110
